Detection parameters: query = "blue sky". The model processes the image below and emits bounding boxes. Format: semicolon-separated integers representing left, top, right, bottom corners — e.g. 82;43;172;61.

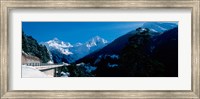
22;22;145;44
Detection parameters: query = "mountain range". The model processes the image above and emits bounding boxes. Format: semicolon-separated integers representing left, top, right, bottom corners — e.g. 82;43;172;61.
41;36;108;63
41;22;177;64
22;22;178;77
72;22;178;77
76;22;178;62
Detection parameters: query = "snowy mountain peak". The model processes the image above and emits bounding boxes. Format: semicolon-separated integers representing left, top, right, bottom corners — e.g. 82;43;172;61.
142;22;177;33
47;38;73;48
86;36;108;48
93;36;101;40
48;37;60;44
53;37;59;42
92;36;108;43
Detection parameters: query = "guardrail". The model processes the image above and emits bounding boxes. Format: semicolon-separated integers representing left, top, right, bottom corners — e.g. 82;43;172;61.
22;63;63;66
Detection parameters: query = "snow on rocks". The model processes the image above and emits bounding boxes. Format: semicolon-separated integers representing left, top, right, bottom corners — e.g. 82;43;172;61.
60;71;70;77
41;36;108;63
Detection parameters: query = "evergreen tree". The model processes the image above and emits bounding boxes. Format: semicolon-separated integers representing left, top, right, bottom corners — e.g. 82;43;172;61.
66;64;94;77
22;31;50;63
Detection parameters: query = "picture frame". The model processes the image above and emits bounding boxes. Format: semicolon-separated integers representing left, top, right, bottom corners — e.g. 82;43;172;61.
0;0;199;98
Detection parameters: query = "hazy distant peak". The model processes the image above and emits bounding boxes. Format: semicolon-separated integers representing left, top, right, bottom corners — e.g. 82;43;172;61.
142;22;177;33
86;36;108;48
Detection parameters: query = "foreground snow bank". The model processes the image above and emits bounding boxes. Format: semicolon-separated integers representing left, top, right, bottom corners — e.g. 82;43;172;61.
22;65;50;78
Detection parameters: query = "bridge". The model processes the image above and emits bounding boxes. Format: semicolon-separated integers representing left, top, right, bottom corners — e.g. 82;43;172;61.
23;63;70;77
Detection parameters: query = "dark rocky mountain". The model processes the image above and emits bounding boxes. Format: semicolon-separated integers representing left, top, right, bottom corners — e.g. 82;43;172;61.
76;27;178;77
22;31;51;63
76;28;158;64
76;30;136;64
152;27;178;76
76;22;178;65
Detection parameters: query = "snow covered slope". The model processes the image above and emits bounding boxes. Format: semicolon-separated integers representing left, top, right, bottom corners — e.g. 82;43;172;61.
142;22;177;33
22;65;50;78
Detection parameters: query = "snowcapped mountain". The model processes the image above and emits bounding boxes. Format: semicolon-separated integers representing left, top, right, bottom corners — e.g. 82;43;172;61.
68;36;108;62
41;36;108;63
41;22;177;64
86;36;108;52
44;38;73;55
142;22;177;33
47;38;73;48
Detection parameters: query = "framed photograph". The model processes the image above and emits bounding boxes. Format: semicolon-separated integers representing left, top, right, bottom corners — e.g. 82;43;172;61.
1;0;199;98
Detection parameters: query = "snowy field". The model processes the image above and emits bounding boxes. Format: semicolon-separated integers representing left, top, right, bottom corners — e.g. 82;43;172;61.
22;65;50;78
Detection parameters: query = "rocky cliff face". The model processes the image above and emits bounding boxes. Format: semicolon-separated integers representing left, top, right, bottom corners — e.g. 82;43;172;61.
22;51;40;66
